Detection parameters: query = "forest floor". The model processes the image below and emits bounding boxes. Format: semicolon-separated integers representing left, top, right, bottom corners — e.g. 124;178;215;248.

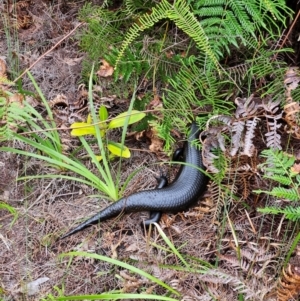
0;1;300;301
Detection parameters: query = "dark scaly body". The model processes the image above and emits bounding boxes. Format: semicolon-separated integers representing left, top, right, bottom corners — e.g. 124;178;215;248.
61;122;207;239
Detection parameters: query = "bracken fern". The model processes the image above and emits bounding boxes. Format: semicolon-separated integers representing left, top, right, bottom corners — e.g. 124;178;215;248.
255;149;300;221
116;0;220;71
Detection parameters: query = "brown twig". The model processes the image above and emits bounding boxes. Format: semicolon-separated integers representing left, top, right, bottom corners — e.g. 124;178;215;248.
13;22;85;83
273;10;300;60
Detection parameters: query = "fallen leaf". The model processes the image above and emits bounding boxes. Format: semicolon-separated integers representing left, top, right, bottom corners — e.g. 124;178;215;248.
145;127;164;154
0;57;7;77
165;50;174;59
125;243;139;252
149;136;164;153
291;163;300;174
147;89;163;109
9;93;24;107
63;56;84;66
22;277;49;296
97;59;114;77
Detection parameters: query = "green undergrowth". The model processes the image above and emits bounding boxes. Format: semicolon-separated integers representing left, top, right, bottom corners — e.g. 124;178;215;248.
255;149;300;268
256;149;300;222
77;0;293;151
0;69;144;203
1;1;298;300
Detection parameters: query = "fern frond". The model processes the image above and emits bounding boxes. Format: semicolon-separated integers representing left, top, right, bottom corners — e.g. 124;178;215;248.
218;253;255;273
265;114;282;150
263;174;292;186
195;5;224;17
245;48;289;97
261;97;281;114
256;187;299;201
242;117;259;156
199;269;246;291
226;63;248;85
230;120;245;157
168;1;220;69
235;95;259;118
161;59;233;136
115;0;171;70
116;0;220;71
124;0;154;16
258;206;300;221
259;149;295;176
202;137;220;173
261;0;292;31
227;1;252;36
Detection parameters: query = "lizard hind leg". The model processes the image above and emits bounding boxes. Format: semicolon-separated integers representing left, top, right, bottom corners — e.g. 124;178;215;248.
143;173;168;226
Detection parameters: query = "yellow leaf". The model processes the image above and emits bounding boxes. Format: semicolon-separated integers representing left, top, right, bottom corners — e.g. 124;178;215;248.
99;105;108;122
95;153;116;162
108;110;145;129
70;123;105;137
70;122;96;136
107;141;130;158
95;155;103;161
87;114;92;124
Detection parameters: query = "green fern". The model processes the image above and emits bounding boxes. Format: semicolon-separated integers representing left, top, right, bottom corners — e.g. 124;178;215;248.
258;206;300;222
245;48;290;97
156;57;234;147
78;3;130;82
117;0;292;73
254;149;299;200
263;174;292;186
124;0;155;16
189;0;290;37
255;149;300;221
259;149;296;177
78;0;293;156
116;0;220;71
226;47;290;98
104;46;149;82
256;187;299;202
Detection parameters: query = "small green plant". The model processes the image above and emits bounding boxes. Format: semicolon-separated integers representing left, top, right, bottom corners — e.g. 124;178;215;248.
0;68;143;201
70;105;145;161
0;202;18;227
254;149;300;277
254;149;300;221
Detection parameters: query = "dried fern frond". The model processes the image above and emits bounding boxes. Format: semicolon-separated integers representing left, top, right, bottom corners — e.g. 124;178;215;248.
242;117;260;156
226;63;248;85
234;95;260;118
199;269;246;291
230;120;245;157
218;253;258;274
208;181;235;222
265;113;282;150
202;133;226;173
283;67;300;138
261;97;281;114
277;263;300;301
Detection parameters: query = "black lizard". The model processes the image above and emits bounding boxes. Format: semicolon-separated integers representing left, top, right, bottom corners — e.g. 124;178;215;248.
61;122;207;239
